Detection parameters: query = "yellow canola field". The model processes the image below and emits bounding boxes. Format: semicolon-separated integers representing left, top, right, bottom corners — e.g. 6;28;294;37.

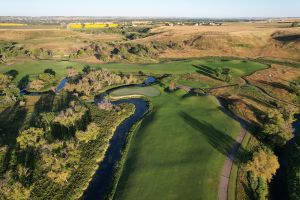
0;23;27;27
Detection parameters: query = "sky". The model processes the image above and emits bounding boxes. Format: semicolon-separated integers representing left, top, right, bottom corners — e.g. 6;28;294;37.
1;0;300;18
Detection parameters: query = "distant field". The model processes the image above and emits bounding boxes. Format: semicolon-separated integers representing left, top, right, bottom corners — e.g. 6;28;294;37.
110;86;160;97
114;87;241;200
0;23;27;27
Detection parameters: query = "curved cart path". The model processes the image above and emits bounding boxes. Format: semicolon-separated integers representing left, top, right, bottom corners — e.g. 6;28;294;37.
218;125;247;200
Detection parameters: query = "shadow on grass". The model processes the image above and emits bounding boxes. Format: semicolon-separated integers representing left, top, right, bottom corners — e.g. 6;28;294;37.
33;93;56;113
115;108;158;195
193;64;223;82
0;103;27;146
179;111;249;164
240;94;276;109
259;80;293;93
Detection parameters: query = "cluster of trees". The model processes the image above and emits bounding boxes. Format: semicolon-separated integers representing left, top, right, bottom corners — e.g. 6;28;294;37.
151;40;183;50
32;48;53;59
243;107;296;199
261;109;294;147
65;67;138;97
289;79;300;97
0;89;135;199
69;40;158;62
52;102;90;138
291;22;300;27
245;149;280;200
0;72;23;105
0;42;30;63
28;70;57;92
215;67;232;82
97;99;121;112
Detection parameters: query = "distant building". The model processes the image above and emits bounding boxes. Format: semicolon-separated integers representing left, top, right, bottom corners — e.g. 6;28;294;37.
132;21;152;26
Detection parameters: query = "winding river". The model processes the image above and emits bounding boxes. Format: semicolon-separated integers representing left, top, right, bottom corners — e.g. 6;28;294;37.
82;76;156;200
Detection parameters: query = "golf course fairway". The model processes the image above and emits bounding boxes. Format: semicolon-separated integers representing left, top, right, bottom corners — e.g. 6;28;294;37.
114;87;241;200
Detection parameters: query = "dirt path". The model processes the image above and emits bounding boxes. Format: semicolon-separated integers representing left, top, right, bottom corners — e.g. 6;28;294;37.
218;124;247;200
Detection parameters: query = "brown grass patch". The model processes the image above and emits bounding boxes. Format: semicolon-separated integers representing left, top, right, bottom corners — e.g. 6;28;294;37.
245;64;300;103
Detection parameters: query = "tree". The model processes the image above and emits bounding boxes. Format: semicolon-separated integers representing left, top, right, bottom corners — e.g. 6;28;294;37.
44;68;56;76
66;67;78;78
169;81;176;92
0;73;11;91
3;84;21;102
82;65;92;74
246;149;279;183
18;75;29;89
17;127;45;149
4;70;19;80
289;80;300;96
29;79;45;91
262;109;293;146
76;123;100;143
1;182;30;200
215;67;222;78
291;22;300;27
221;68;232;83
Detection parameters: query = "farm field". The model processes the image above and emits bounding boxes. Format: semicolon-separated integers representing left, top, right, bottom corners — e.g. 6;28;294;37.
114;87;241;200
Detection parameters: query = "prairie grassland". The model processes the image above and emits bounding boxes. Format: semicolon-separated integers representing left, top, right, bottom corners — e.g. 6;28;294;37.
135;22;300;61
245;64;300;104
0;28;122;55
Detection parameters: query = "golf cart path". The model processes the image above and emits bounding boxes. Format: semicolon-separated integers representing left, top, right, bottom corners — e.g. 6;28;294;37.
218;122;247;200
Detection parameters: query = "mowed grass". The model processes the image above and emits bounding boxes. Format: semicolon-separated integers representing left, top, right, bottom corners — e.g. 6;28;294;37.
0;59;267;85
110;86;160;97
0;60;85;83
114;87;241;200
176;79;210;88
97;59;267;76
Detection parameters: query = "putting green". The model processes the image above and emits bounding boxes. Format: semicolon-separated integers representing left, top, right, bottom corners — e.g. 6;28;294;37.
114;87;241;200
110;86;160;97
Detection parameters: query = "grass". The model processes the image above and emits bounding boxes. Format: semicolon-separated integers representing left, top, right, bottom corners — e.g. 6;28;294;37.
176;79;210;88
114;86;241;200
0;60;85;83
0;59;267;85
96;59;267;76
110;86;160;97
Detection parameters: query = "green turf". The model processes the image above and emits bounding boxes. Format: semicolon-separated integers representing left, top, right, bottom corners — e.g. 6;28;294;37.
110;86;160;97
97;59;267;77
0;60;85;82
0;59;267;84
114;87;241;200
176;79;210;88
